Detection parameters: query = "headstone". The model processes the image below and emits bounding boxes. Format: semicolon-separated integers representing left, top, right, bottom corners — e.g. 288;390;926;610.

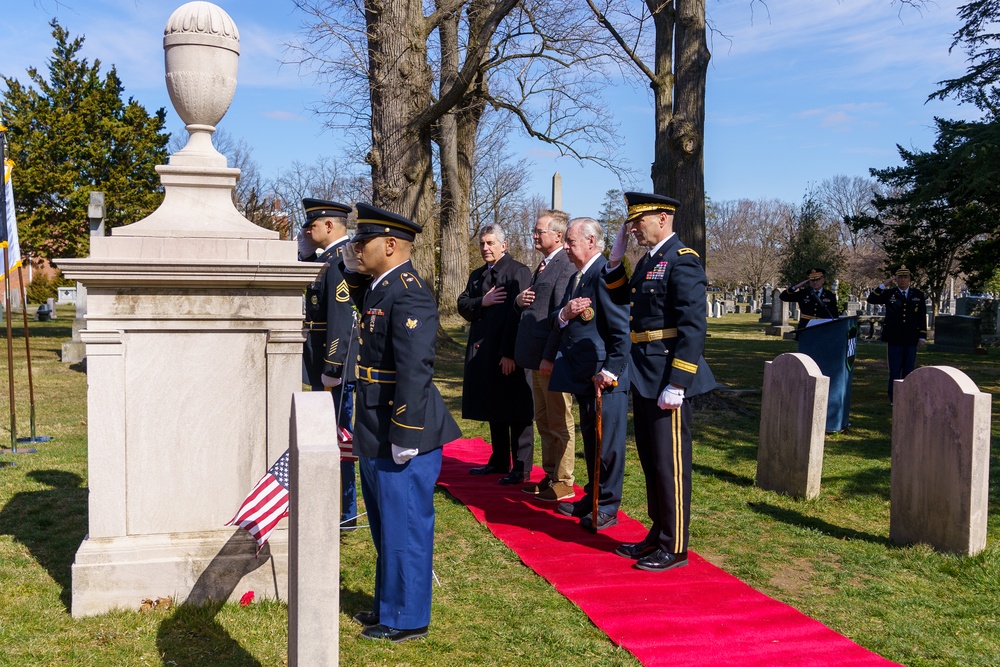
46;297;56;316
713;301;723;318
757;353;829;499
766;299;792;336
288;392;340;667
57;286;77;304
57;3;319;617
931;315;986;355
890;366;992;555
760;304;772;323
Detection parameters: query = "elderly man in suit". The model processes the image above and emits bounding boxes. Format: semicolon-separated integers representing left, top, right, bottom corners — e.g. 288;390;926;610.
550;217;631;531
343;203;462;643
514;210;578;502
459;224;535;485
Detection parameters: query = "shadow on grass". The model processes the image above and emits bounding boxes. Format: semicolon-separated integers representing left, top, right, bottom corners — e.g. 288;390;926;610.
693;462;755;488
747;501;891;546
340;585;375;620
0;469;87;611
156;531;271;667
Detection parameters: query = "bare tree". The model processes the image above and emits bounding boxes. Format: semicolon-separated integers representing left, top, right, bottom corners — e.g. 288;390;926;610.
271;156;372;236
706;198;792;300
815;174;886;296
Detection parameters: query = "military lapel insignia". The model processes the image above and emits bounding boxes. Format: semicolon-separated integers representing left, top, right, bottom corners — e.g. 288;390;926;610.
404;317;422;336
335;280;350;303
581;306;595;322
646;261;668;280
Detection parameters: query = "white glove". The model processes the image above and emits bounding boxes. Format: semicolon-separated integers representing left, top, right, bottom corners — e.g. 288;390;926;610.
391;444;418;464
321;374;342;388
342;242;359;272
297;230;317;260
657;385;685;410
608;220;630;265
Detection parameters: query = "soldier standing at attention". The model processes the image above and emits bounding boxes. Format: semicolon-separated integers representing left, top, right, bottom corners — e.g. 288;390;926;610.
343;203;461;643
866;265;927;404
301;198;358;531
603;192;715;573
778;268;839;329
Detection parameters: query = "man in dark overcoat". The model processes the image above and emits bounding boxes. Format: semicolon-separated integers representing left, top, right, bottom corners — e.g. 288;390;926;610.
779;267;839;329
514;210;578;501
866;265;927;403
549;217;630;531
301;197;358;530
458;224;534;484
603;192;715;573
343;203;462;643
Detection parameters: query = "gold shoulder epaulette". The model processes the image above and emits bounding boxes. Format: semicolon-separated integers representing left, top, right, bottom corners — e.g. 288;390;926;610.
398;272;423;289
678;248;700;257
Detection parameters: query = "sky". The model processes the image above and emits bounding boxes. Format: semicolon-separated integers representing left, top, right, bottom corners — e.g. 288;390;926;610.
0;0;977;220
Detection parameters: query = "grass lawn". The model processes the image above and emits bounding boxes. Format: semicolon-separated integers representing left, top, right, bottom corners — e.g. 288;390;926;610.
1;309;998;666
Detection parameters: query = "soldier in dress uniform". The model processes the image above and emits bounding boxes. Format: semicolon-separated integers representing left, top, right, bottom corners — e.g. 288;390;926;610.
778;268;840;329
603;192;715;573
866;265;927;403
301;198;358;530
343;203;462;643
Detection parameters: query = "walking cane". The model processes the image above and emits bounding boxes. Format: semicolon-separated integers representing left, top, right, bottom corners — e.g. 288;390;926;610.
591;377;617;534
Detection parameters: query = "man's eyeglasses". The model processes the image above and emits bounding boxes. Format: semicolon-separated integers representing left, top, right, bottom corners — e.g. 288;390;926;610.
532;229;556;236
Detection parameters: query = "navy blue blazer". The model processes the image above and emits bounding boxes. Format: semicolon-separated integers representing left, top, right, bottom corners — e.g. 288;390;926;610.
548;254;630;397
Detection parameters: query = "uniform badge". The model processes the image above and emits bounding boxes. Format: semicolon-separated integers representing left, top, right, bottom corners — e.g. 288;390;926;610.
310;295;319;305
335;280;350;303
646;261;668;280
581;306;595;322
404;317;422;336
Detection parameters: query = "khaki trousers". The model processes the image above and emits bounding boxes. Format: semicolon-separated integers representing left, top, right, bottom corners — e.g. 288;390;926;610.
531;370;575;486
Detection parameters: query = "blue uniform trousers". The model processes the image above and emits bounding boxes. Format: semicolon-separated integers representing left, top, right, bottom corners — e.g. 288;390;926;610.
886;344;917;401
358;448;442;630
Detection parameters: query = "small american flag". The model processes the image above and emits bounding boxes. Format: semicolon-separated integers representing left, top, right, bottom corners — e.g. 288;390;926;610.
228;425;355;553
228;450;290;555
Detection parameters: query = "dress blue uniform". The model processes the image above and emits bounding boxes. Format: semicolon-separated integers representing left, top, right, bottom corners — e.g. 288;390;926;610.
549;252;630;523
604;193;714;567
866;266;927;401
779;269;840;329
345;204;461;637
301;198;358;526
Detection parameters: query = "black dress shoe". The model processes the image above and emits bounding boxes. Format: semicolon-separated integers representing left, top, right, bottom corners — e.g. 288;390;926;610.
635;549;688;572
580;511;618;531
360;623;429;643
556;500;591;518
469;464;504;475
498;471;526;485
352;610;380;627
615;540;658;559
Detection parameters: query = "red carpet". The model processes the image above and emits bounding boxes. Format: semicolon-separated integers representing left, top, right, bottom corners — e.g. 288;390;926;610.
437;438;902;667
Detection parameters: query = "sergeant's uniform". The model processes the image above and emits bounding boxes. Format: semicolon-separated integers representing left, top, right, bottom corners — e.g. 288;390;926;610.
345;204;461;635
866;266;927;401
301;198;358;526
604;193;714;564
779;282;839;329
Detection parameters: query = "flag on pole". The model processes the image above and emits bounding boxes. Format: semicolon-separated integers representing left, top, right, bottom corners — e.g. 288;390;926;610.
1;129;23;280
227;425;354;553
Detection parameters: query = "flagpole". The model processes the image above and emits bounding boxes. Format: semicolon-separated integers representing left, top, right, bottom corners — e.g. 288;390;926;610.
16;264;50;446
2;245;17;458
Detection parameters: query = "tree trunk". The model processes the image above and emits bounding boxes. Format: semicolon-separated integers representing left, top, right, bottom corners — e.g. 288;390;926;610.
366;0;437;280
672;0;709;261
648;2;675;209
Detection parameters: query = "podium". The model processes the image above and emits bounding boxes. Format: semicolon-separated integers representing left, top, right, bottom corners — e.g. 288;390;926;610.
796;317;858;432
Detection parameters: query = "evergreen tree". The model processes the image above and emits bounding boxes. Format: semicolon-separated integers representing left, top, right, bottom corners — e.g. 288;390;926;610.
1;20;169;259
778;195;844;287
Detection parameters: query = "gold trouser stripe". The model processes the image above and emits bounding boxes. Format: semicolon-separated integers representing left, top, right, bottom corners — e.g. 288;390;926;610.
672;408;684;553
631;328;678;343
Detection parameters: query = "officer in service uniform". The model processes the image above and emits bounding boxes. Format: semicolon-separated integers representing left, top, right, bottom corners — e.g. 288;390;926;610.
866;265;927;403
301;197;358;530
779;268;840;329
343;203;462;643
603;192;714;573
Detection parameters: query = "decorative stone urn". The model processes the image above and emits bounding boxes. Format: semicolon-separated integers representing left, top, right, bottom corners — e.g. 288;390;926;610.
56;2;319;617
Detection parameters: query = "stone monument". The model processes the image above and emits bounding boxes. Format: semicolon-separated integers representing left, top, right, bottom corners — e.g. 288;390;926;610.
890;366;991;555
57;1;320;617
757;353;829;499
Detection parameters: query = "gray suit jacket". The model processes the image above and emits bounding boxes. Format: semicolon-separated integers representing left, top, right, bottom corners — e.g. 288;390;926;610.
514;248;577;370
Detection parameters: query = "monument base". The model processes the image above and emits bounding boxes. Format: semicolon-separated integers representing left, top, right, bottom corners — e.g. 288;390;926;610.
71;527;287;618
766;325;794;337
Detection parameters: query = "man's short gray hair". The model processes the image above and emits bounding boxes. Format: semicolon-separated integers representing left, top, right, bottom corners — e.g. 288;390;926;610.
568;217;605;252
477;224;506;244
540;210;569;235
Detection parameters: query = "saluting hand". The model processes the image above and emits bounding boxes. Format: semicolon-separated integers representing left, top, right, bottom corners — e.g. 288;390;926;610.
608;220;630;267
